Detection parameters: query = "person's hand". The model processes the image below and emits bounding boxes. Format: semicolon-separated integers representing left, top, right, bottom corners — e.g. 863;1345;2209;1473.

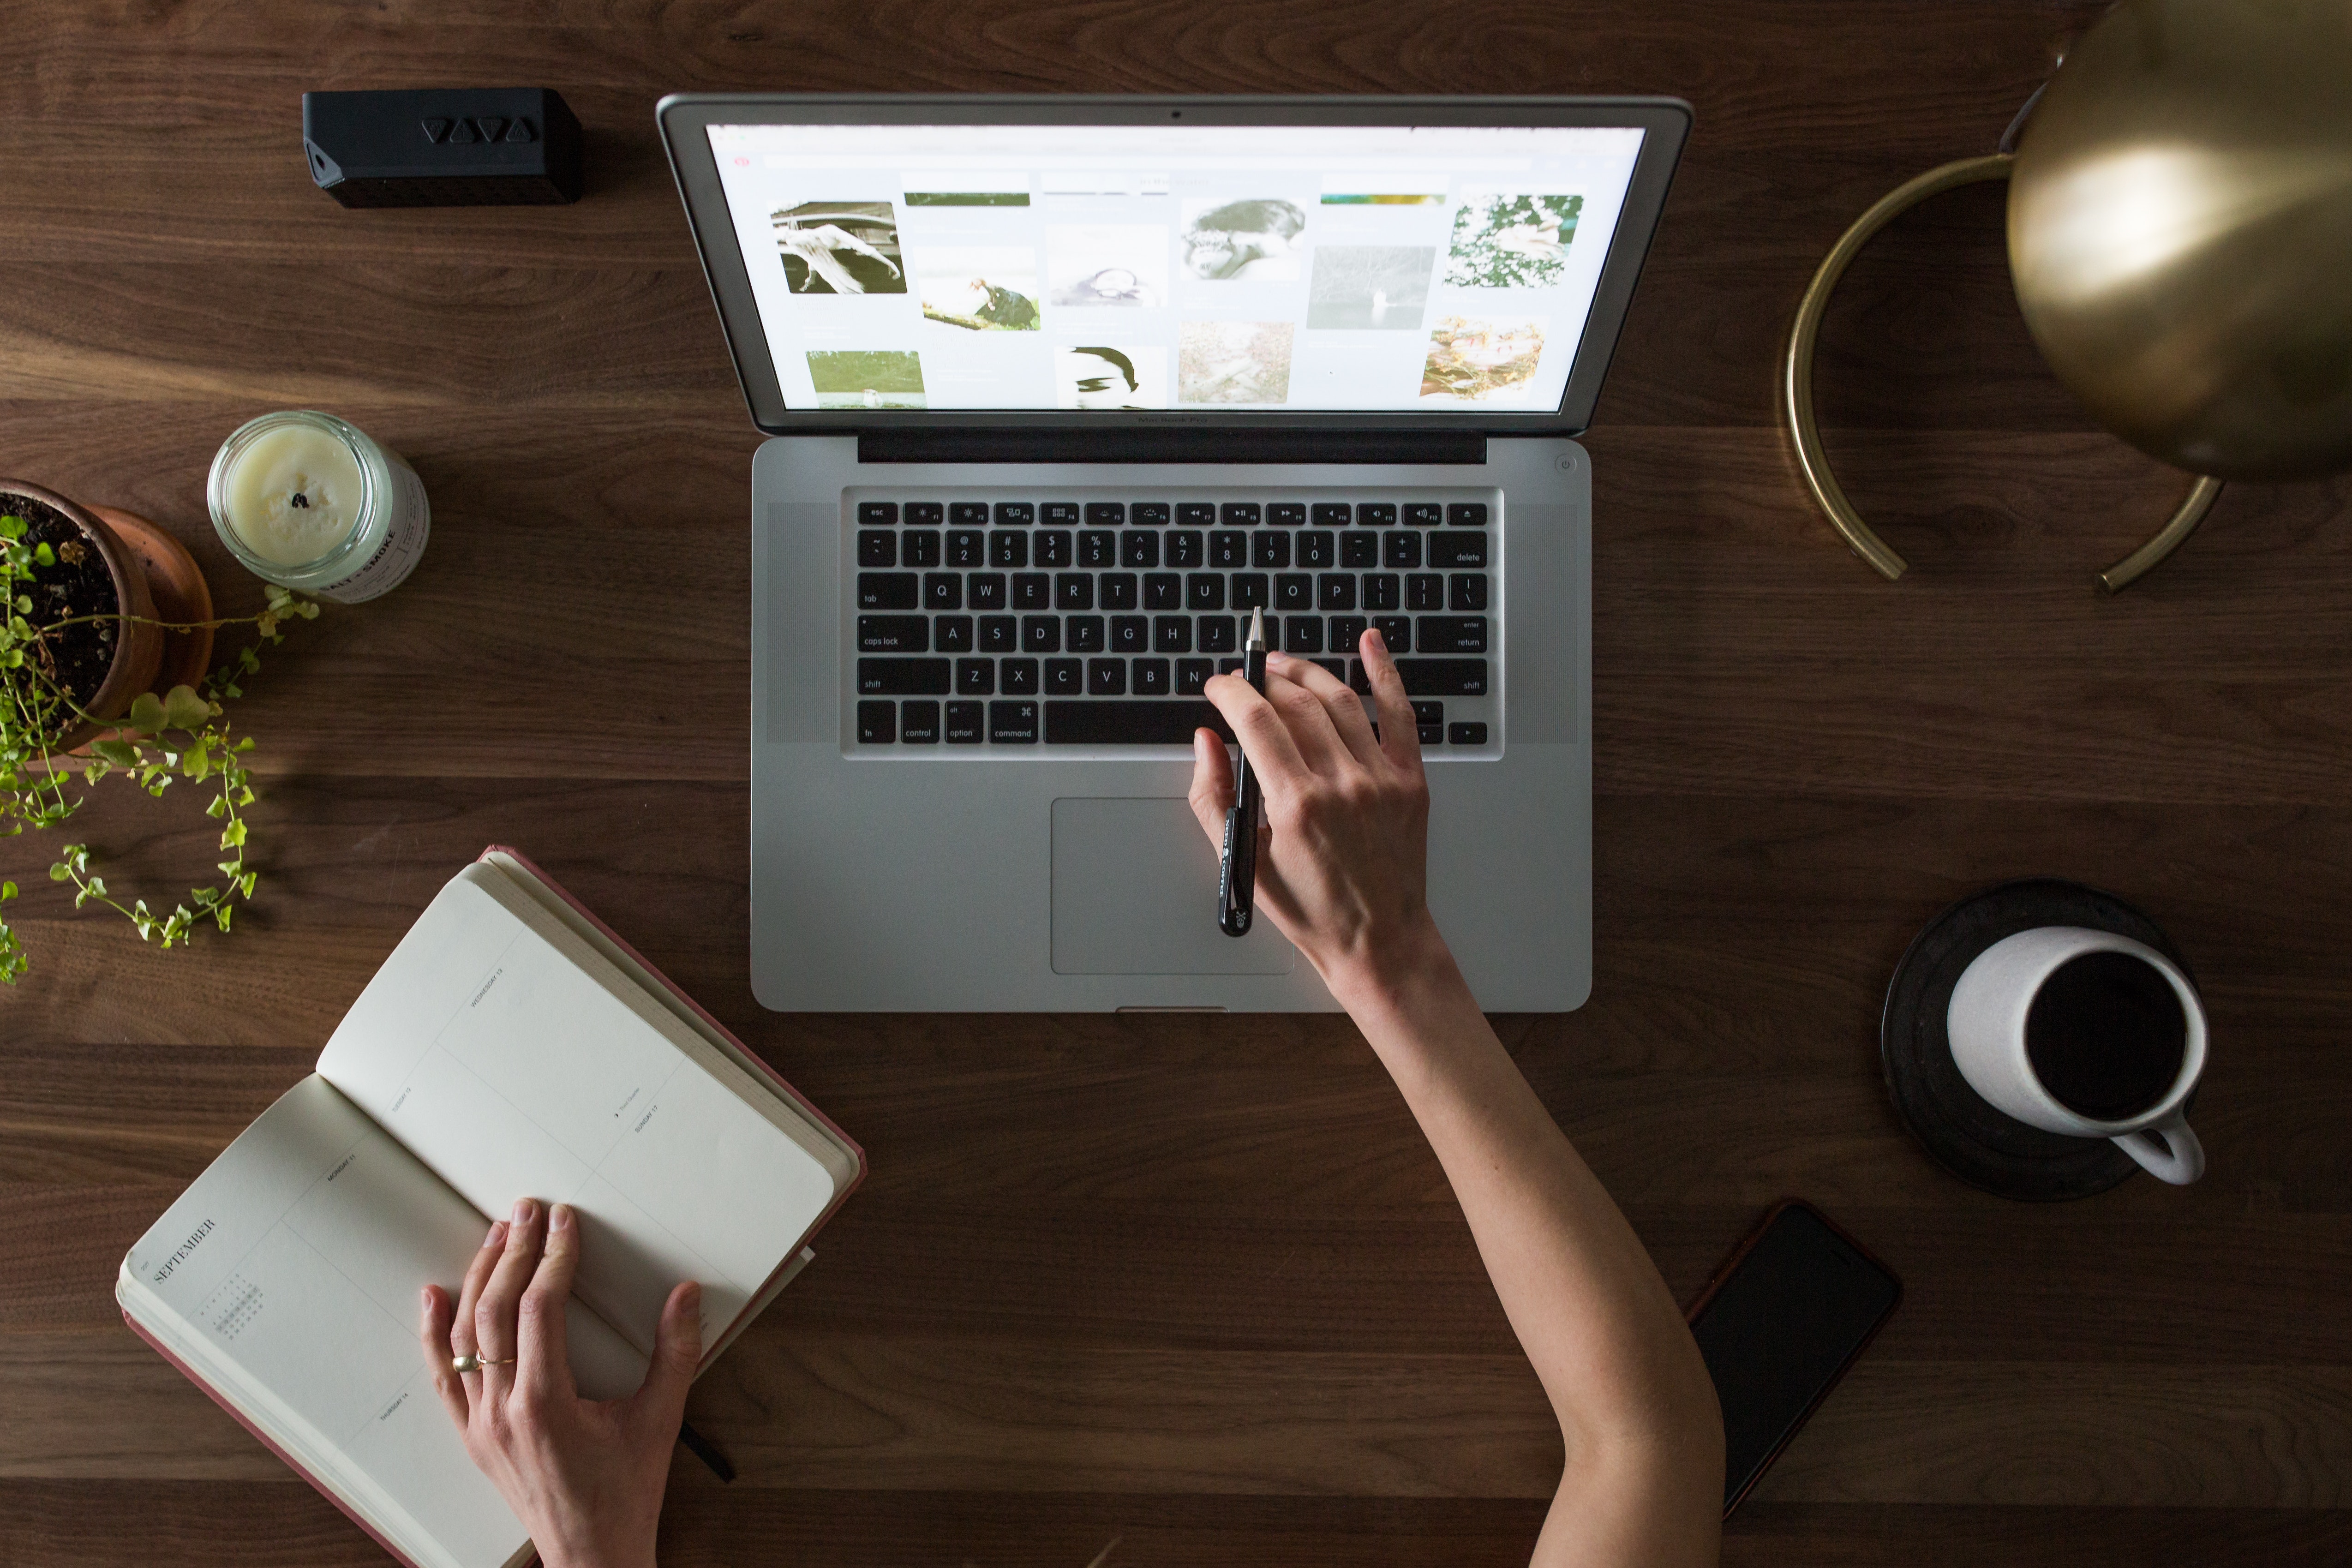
1188;628;1450;1005
419;1198;702;1568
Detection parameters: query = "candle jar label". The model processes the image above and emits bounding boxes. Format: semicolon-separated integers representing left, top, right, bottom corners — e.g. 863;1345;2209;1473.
309;456;430;603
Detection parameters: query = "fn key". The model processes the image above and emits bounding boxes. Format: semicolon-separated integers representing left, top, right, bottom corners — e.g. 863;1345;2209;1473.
857;700;894;744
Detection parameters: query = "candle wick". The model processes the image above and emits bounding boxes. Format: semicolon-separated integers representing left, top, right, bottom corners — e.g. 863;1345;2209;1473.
290;492;310;508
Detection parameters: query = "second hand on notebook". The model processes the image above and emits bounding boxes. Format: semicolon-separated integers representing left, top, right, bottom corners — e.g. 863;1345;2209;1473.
1218;607;1269;938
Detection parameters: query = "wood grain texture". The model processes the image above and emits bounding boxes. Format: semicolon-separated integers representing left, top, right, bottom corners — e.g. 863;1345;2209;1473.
5;0;2350;1562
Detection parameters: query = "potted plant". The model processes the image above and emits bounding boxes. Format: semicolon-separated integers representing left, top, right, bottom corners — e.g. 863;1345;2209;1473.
0;479;317;981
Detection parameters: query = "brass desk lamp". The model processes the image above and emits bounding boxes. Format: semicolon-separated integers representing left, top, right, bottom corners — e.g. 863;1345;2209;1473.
1784;0;2352;591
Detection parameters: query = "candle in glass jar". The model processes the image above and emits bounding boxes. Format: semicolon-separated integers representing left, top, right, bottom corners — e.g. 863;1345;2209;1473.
207;411;431;603
216;420;368;566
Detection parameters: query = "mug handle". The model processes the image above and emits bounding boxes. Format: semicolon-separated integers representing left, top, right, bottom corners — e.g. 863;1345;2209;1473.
2113;1111;2205;1185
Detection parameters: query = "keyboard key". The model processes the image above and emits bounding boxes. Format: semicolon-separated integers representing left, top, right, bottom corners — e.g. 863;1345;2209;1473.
1357;502;1398;527
951;502;989;526
1046;657;1083;696
956;658;995;695
1407;573;1443;611
968;572;1007;610
1317;574;1357;611
1310;503;1351;527
923;572;963;610
1013;573;1049;610
1153;615;1192;653
1022;615;1061;653
1035;530;1073;568
1313;658;1347;682
1220;502;1262;527
1177;658;1214;694
1430;533;1487;568
1043;502;1082;525
979;615;1017;653
1054;573;1095;610
1085;502;1125;527
1045;700;1234;744
857;699;894;743
1144;573;1182;610
1176;503;1215;527
1133;503;1172;526
1341;533;1377;568
1329;615;1367;653
902;530;941;568
1233;573;1269;609
989;531;1028;569
1396;658;1487;695
1268;502;1308;527
1252;532;1292;569
857;657;950;695
1450;574;1489;611
1449;722;1488;745
1419;721;1445;745
1110;615;1149;654
1283;616;1323;654
935;615;974;652
1383;533;1423;569
1001;658;1040;695
1375;614;1412;652
905;502;945;527
900;699;940;743
1133;658;1171;695
1067;615;1106;652
1198;615;1238;653
1348;660;1372;694
946;700;983;742
1219;658;1245;676
1299;531;1336;568
1412;701;1445;724
1448;502;1489;527
1086;657;1127;696
858;572;917;610
1416;616;1488;653
1186;573;1226;611
1080;529;1117;567
1275;573;1312;611
858;615;928;652
1365;573;1401;610
858;501;899;526
1209;530;1246;568
947;529;984;568
1121;532;1160;569
1168;530;1204;568
993;501;1034;526
990;700;1039;743
856;531;897;568
1404;502;1442;527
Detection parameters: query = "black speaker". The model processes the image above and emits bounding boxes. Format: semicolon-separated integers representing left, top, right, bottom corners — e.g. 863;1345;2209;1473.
302;88;582;208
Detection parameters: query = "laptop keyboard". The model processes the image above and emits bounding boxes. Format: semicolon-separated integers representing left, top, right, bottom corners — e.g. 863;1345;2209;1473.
845;492;1500;753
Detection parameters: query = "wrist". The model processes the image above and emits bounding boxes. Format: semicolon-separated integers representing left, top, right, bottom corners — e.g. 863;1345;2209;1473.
1320;913;1469;1023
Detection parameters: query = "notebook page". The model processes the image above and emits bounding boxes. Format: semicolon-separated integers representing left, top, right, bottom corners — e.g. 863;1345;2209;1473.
316;873;841;1355
119;1075;649;1568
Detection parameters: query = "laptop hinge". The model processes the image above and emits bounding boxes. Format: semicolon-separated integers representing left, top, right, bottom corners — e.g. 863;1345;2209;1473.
856;429;1487;466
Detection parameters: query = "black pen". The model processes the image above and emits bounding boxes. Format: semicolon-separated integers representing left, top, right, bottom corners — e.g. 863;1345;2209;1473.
1218;607;1269;937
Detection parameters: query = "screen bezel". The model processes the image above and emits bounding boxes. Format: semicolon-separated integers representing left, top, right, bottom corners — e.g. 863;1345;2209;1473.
656;93;1691;437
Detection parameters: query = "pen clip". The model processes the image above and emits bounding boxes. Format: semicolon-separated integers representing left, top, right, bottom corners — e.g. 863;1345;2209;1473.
1217;804;1254;937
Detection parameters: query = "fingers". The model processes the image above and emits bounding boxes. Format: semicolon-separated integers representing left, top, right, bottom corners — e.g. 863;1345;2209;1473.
628;1281;705;1436
420;1285;471;1430
449;1218;505;1380
1187;728;1237;848
473;1198;545;1397
1272;650;1383;770
1359;628;1424;776
515;1202;581;1407
1202;671;1312;786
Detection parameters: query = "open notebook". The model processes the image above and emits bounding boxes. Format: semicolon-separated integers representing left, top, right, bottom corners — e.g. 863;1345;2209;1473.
117;848;865;1568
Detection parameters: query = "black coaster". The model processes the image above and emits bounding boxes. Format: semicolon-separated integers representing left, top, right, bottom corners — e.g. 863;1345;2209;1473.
1880;879;2194;1201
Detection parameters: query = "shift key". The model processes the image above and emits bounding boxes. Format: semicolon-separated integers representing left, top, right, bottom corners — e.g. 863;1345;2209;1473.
856;657;951;695
1395;658;1488;696
858;572;919;610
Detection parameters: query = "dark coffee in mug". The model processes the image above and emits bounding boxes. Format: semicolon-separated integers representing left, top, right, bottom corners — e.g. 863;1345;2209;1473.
2024;951;2187;1120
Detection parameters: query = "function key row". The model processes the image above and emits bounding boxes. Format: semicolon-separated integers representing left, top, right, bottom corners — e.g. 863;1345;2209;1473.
857;500;1488;528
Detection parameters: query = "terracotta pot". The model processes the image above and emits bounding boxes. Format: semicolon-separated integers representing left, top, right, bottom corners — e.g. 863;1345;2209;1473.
0;479;215;754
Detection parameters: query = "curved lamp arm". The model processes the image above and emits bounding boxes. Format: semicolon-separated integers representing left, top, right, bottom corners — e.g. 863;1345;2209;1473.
1780;152;2224;593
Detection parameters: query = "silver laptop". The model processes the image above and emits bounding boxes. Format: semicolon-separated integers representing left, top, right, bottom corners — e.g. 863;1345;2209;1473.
657;95;1688;1011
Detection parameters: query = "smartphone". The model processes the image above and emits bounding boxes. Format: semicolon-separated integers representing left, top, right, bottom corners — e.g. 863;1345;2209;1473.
1684;1199;1902;1517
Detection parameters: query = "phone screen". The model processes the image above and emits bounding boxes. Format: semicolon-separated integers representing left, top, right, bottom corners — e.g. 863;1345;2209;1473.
1687;1201;1902;1514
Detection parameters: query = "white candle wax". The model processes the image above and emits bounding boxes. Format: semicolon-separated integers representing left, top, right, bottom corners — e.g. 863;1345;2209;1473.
217;421;368;566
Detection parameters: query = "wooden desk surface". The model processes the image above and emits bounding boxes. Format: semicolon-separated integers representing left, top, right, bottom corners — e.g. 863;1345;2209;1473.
6;5;2349;1564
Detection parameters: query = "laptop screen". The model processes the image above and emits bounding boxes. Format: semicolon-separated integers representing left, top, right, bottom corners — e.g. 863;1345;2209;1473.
701;121;1647;415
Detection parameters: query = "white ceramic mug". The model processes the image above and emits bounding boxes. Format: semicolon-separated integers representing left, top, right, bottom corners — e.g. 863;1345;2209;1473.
1946;926;2206;1184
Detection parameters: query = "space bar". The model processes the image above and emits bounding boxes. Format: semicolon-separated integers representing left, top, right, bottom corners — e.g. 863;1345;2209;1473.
1046;700;1236;744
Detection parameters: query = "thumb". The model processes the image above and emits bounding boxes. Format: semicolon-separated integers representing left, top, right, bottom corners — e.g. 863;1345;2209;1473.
1186;727;1235;850
629;1280;702;1430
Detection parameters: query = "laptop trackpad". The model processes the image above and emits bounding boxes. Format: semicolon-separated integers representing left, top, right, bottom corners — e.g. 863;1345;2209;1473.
1050;797;1296;976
